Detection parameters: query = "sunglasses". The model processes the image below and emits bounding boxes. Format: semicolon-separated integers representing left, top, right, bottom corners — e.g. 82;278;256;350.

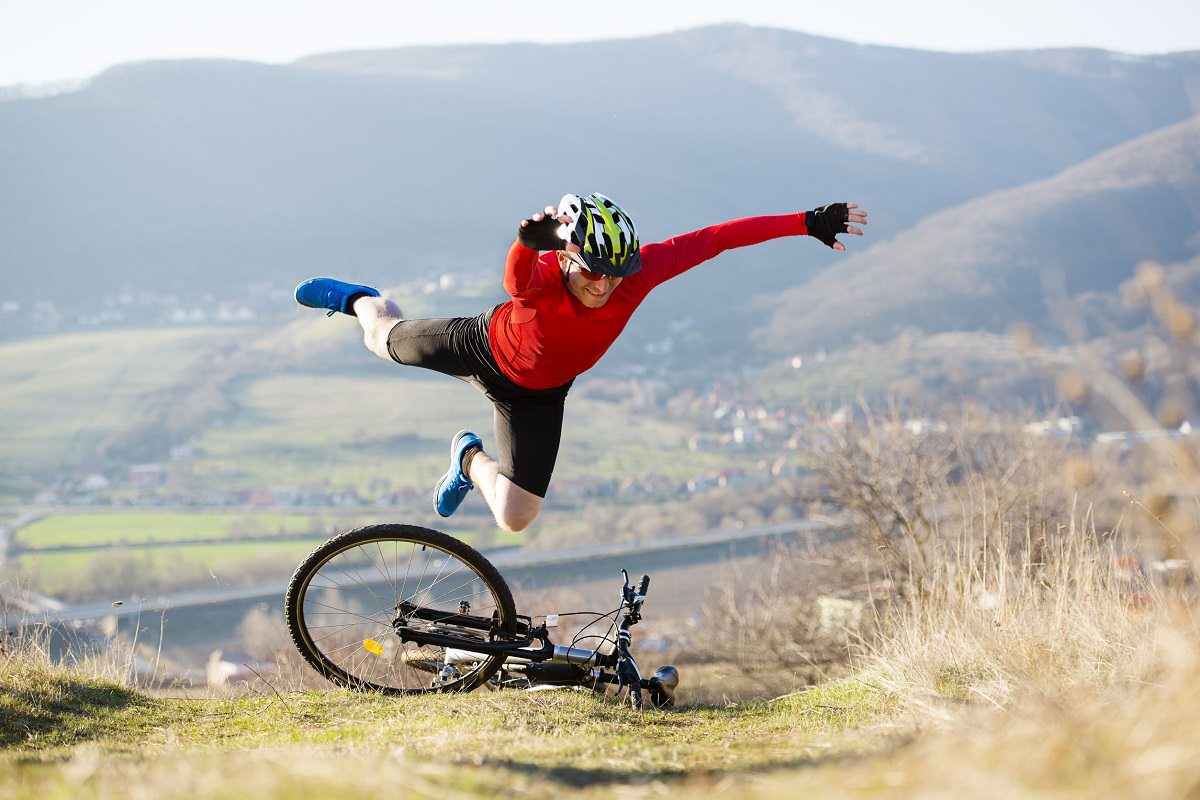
565;253;613;282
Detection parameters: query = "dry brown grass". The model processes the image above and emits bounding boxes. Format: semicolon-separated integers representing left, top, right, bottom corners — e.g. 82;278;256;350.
869;517;1189;708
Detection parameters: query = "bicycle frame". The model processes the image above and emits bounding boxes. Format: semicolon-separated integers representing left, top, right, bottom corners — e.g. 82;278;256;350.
393;570;677;708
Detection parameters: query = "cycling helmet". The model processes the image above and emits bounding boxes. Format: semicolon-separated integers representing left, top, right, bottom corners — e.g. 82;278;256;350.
558;193;642;277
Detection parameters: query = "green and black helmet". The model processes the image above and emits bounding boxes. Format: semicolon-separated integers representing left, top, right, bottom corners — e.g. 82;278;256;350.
559;193;642;278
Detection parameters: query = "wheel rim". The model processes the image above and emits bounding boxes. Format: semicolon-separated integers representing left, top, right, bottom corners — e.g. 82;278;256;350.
294;536;506;692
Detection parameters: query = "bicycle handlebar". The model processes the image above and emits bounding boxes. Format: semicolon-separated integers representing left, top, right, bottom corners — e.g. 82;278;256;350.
620;570;651;607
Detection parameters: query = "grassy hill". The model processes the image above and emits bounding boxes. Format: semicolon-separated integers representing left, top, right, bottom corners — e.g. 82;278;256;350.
0;315;736;488
763;114;1200;349
4;506;1198;799
752;328;1074;412
0;659;902;797
4;351;1199;798
0;327;247;477
3;659;1194;799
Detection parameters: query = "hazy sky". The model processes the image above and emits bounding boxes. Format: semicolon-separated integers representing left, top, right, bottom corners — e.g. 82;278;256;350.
3;0;1198;87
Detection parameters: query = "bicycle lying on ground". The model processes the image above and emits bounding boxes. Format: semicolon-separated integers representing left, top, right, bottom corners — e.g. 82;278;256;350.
284;524;679;709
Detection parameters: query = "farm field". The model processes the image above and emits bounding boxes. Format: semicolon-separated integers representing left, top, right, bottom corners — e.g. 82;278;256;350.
186;371;737;492
0;327;248;475
13;539;323;599
4;509;521;603
0;324;754;500
13;511;320;549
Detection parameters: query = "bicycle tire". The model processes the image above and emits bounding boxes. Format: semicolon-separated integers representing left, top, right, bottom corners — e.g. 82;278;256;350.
285;524;516;694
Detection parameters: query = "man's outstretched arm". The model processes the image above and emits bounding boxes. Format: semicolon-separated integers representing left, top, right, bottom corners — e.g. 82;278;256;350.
644;203;869;285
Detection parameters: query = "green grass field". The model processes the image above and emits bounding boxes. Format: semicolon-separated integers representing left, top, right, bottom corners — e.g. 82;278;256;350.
185;370;734;491
1;325;756;504
6;510;522;601
1;323;755;601
13;540;321;598
0;327;247;474
12;510;519;550
13;511;320;549
187;372;495;490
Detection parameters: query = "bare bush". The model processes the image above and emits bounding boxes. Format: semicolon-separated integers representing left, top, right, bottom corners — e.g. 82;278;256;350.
694;539;885;691
801;403;1083;597
701;385;1195;701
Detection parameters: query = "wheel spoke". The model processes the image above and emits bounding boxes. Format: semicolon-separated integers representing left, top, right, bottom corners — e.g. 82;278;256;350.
334;549;391;611
373;539;400;599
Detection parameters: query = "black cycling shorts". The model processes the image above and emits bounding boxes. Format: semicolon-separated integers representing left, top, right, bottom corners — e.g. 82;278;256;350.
386;306;571;498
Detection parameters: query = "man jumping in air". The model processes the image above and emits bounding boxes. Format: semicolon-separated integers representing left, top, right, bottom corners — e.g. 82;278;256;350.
296;195;867;532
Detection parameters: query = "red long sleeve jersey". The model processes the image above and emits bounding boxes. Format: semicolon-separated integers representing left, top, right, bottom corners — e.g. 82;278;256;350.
488;213;808;390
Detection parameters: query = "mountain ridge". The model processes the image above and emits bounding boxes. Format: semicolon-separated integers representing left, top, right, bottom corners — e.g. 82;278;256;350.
3;24;1199;362
762;113;1200;349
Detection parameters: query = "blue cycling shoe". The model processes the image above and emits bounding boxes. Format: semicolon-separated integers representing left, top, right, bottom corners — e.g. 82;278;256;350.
434;430;482;518
294;277;380;316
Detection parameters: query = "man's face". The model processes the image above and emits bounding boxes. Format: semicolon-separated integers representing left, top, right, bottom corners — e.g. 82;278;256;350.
559;251;622;309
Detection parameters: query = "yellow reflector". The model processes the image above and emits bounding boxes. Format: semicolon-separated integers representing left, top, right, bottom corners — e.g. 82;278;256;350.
363;639;384;656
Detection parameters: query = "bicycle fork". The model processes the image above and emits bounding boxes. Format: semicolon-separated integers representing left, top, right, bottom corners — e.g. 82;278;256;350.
613;620;645;709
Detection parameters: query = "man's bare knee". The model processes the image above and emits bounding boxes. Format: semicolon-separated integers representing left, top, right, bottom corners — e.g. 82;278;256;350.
495;508;538;533
492;489;541;532
484;476;542;532
354;297;402;360
363;324;393;359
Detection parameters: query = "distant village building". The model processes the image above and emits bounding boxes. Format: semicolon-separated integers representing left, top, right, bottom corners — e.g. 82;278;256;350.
904;418;949;436
170;444;194;461
128;463;165;487
215;303;257;322
1024;417;1084;437
1095;421;1193;449
81;473;110;491
271;486;298;506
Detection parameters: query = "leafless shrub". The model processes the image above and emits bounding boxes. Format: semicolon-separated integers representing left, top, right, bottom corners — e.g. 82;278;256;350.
812;255;1200;707
692;538;885;691
801;403;1066;596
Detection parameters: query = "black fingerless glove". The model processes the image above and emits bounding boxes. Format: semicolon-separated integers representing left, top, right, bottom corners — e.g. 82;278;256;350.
805;203;850;248
517;215;568;251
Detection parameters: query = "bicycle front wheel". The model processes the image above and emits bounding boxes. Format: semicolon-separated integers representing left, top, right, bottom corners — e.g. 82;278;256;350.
285;524;516;694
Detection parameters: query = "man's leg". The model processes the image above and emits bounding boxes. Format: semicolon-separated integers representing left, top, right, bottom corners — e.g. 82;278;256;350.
295;278;401;360
353;296;404;361
334;296;560;531
465;451;542;533
300;285;535;525
465;394;564;532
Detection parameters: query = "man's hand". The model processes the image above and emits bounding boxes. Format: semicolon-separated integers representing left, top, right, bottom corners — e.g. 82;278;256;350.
806;202;868;251
518;206;580;252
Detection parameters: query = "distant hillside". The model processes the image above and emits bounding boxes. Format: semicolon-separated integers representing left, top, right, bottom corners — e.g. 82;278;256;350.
3;23;1200;359
762;114;1200;350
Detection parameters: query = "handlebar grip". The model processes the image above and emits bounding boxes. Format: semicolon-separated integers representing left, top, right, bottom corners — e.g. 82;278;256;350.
637;575;650;596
